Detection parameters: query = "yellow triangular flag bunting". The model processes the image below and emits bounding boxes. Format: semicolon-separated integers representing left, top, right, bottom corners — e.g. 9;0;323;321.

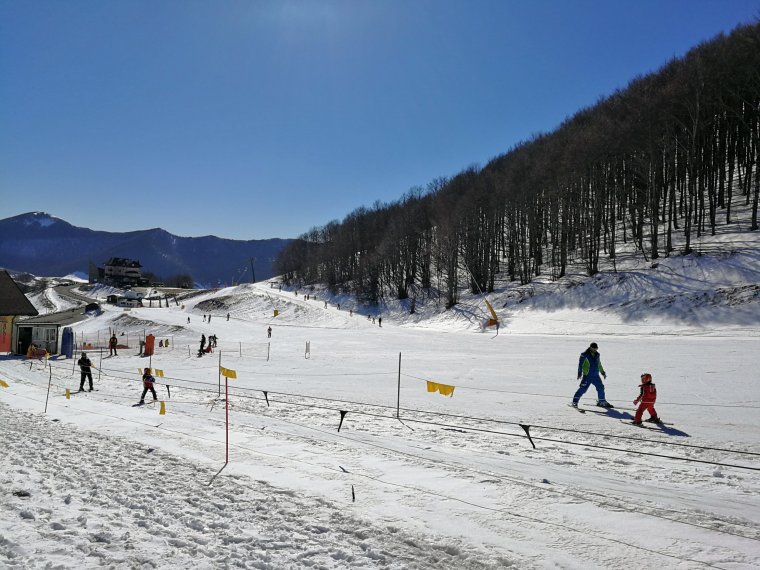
154;369;164;377
220;367;237;379
159;401;166;415
0;379;9;388
65;388;70;399
137;368;143;375
426;380;438;393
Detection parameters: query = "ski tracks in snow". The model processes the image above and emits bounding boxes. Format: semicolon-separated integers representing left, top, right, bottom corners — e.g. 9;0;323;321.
0;403;510;569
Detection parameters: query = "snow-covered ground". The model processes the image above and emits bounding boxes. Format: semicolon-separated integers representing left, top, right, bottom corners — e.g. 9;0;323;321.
2;218;760;568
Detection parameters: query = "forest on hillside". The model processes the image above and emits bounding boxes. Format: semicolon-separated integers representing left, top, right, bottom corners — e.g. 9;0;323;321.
275;23;760;308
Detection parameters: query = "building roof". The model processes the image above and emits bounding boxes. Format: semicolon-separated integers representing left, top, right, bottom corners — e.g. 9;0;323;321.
0;271;39;317
16;306;88;327
105;257;142;268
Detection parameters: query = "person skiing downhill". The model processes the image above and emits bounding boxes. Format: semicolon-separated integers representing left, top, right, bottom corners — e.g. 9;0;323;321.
632;373;660;425
139;368;158;404
572;342;612;408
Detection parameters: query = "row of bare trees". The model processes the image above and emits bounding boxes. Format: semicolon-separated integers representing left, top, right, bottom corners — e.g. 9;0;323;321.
276;23;760;308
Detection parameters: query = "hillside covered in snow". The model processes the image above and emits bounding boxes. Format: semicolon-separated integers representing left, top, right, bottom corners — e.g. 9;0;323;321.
1;217;759;568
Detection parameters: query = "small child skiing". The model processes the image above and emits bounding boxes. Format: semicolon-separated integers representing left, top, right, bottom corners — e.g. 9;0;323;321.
140;367;158;404
632;373;660;425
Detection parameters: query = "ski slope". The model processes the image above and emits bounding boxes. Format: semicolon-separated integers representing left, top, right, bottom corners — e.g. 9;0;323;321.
2;257;760;568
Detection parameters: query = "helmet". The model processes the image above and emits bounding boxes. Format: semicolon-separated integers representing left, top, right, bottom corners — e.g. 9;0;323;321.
640;373;652;383
81;352;87;356
144;367;151;374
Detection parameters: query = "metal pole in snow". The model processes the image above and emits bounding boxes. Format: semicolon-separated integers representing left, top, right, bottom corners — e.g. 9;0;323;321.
44;367;52;413
397;352;401;419
218;350;221;398
225;376;229;465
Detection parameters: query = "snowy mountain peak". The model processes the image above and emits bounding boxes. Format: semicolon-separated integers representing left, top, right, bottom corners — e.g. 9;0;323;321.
20;212;59;227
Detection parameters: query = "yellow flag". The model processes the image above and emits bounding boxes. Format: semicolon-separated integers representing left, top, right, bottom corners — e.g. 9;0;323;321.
426;380;454;397
159;401;166;415
220;367;237;379
154;369;164;377
65;388;70;399
0;379;8;388
484;299;498;322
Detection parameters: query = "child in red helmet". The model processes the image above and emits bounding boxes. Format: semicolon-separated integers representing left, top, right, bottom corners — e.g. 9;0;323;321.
632;373;660;425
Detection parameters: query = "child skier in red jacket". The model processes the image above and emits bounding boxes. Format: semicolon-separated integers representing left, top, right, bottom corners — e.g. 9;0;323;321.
632;373;660;425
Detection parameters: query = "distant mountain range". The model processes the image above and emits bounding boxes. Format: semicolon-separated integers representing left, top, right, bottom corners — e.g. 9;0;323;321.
0;212;290;286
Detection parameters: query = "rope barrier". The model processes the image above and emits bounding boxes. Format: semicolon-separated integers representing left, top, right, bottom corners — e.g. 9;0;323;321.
7;382;754;559
26;360;760;468
400;372;760;410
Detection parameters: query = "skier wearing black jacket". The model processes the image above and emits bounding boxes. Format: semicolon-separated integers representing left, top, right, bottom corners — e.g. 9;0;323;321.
78;353;94;392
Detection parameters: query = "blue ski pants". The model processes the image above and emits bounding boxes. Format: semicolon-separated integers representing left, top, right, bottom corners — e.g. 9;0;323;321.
573;376;606;403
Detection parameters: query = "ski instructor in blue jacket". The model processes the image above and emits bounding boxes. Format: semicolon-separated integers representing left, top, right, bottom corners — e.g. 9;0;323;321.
572;342;612;408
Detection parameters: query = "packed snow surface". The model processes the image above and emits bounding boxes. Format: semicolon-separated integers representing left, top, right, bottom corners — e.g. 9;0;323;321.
2;239;760;568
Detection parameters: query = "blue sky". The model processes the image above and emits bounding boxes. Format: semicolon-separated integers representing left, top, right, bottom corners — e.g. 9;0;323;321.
1;0;758;240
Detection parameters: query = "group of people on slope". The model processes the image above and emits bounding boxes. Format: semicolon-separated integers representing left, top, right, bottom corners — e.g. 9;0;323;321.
77;352;158;404
79;326;658;423
572;342;660;425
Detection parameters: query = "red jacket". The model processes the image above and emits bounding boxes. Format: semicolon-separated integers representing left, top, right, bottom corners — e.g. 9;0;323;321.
634;382;656;405
142;373;155;389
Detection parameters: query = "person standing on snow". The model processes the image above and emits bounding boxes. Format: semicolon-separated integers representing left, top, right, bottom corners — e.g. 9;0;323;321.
199;334;206;356
139;368;158;404
78;352;94;392
267;326;272;338
632;373;660;425
109;334;118;356
572;342;612;408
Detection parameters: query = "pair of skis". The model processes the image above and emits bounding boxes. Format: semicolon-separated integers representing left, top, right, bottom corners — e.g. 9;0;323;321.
568;403;673;427
567;402;614;414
